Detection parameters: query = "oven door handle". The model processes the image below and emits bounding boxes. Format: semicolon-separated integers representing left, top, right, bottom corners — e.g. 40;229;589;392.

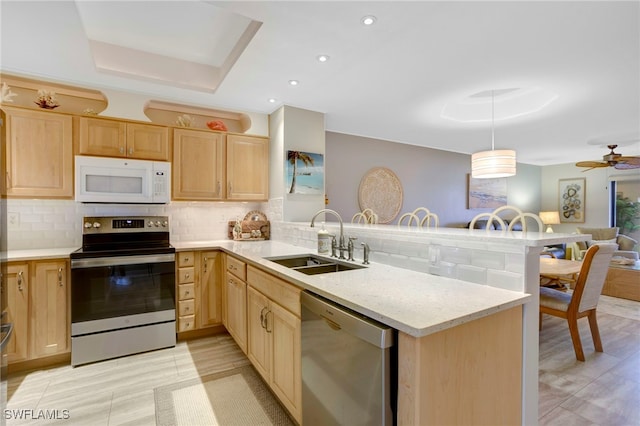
71;253;175;269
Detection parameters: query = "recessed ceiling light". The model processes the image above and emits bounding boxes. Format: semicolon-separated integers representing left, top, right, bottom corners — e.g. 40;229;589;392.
288;80;299;86
268;98;277;103
316;54;330;63
361;15;376;26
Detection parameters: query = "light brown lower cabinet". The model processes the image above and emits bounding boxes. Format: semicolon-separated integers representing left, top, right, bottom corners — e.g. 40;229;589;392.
6;260;69;364
223;255;247;353
246;266;301;424
176;250;223;333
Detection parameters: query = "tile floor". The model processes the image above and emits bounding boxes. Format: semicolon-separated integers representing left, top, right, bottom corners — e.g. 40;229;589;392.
6;293;639;425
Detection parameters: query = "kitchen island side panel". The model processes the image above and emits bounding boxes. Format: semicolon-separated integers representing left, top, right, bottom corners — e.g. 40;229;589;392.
398;305;522;425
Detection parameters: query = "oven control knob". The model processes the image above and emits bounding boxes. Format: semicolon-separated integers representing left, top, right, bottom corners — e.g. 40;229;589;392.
84;222;92;228
93;222;101;229
162;221;168;227
155;221;161;227
148;221;153;227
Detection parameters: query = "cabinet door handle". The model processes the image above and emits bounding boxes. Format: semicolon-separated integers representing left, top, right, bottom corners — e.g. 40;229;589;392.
265;310;272;333
119;147;124;154
5;172;11;190
203;257;208;273
217;181;221;197
17;271;23;291
58;267;63;287
260;306;268;329
129;147;134;155
228;182;232;195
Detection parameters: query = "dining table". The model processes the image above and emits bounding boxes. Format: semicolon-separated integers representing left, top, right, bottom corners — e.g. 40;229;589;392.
539;257;582;288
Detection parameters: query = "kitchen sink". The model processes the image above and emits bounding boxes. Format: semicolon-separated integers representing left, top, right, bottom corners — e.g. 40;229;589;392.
264;254;366;275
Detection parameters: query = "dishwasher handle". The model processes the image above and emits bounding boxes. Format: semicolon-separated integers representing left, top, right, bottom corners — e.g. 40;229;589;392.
301;291;395;349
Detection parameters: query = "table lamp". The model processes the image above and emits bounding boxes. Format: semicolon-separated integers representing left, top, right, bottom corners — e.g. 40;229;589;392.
539;211;560;233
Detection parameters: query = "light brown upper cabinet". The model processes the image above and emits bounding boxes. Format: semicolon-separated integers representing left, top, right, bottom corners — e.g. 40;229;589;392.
2;107;74;198
172;128;225;200
226;134;269;201
78;116;169;161
172;129;269;201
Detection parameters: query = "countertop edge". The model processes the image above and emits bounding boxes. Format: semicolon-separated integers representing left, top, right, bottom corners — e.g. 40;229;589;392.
7;240;532;338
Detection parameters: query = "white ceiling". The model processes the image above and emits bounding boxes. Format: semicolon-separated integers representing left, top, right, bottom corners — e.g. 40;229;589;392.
1;0;639;166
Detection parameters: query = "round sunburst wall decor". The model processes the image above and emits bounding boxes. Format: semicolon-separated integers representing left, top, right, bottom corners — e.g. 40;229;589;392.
358;167;403;223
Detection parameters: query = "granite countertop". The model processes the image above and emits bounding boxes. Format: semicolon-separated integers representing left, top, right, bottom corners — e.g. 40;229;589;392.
7;240;530;338
174;240;530;338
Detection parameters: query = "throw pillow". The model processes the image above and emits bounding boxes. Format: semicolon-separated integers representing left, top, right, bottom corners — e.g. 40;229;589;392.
587;238;618;249
617;234;638;251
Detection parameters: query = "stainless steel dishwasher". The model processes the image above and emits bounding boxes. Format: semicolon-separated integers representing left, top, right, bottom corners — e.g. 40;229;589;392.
301;291;396;426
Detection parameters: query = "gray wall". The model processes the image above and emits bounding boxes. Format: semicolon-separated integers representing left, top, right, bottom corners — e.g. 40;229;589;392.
325;132;541;227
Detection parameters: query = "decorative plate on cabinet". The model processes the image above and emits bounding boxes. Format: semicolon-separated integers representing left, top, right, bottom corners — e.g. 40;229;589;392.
243;210;267;222
358;167;403;224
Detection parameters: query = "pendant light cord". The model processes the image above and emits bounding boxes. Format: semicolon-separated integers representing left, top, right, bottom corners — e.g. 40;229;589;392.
491;89;495;151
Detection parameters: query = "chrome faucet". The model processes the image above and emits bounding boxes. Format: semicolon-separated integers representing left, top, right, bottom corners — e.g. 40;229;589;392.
310;209;346;259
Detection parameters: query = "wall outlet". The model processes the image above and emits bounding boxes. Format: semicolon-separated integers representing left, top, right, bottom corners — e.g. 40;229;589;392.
8;212;19;227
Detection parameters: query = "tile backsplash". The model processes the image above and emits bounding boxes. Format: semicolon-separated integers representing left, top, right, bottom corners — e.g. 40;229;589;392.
7;199;268;249
271;221;528;292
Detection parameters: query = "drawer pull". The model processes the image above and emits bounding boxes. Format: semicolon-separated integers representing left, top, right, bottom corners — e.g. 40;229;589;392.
17;271;24;291
58;267;63;287
184;273;190;279
185;290;190;296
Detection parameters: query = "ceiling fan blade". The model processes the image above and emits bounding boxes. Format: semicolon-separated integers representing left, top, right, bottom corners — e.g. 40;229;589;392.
614;161;640;170
617;156;640;165
575;160;609;168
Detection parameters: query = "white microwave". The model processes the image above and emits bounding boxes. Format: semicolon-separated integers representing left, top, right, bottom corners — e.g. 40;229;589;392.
75;155;170;204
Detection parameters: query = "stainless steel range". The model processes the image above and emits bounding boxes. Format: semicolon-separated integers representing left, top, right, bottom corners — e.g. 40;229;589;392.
70;216;176;366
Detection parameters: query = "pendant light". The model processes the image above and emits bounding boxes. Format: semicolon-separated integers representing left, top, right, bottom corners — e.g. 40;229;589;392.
471;90;516;178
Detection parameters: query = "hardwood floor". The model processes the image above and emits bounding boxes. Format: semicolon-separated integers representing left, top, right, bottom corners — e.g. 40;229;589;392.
6;293;639;425
538;294;640;425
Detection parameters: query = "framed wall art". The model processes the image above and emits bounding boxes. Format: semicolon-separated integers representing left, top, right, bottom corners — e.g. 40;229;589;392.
286;150;324;195
559;178;585;223
467;174;507;209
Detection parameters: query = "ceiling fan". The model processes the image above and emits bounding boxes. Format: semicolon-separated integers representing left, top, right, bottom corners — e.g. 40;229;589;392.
575;144;640;171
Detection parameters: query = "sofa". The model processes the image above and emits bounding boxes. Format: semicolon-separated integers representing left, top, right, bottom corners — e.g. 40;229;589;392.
571;227;639;262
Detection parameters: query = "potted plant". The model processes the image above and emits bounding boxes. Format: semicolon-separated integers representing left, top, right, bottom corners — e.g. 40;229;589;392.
616;194;640;237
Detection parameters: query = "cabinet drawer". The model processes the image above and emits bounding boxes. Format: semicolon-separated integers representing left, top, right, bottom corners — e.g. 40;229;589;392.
247;266;301;317
178;267;195;284
178;299;195;316
178;315;195;332
178;283;195;301
178;252;195;267
227;256;246;281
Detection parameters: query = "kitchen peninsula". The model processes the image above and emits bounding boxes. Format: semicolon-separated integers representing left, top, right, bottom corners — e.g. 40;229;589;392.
176;222;588;425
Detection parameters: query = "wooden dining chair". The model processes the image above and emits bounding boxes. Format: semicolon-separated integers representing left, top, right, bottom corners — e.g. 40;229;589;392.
539;243;617;361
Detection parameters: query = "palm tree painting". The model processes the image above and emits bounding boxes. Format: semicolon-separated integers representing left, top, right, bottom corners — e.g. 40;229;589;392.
287;150;324;194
